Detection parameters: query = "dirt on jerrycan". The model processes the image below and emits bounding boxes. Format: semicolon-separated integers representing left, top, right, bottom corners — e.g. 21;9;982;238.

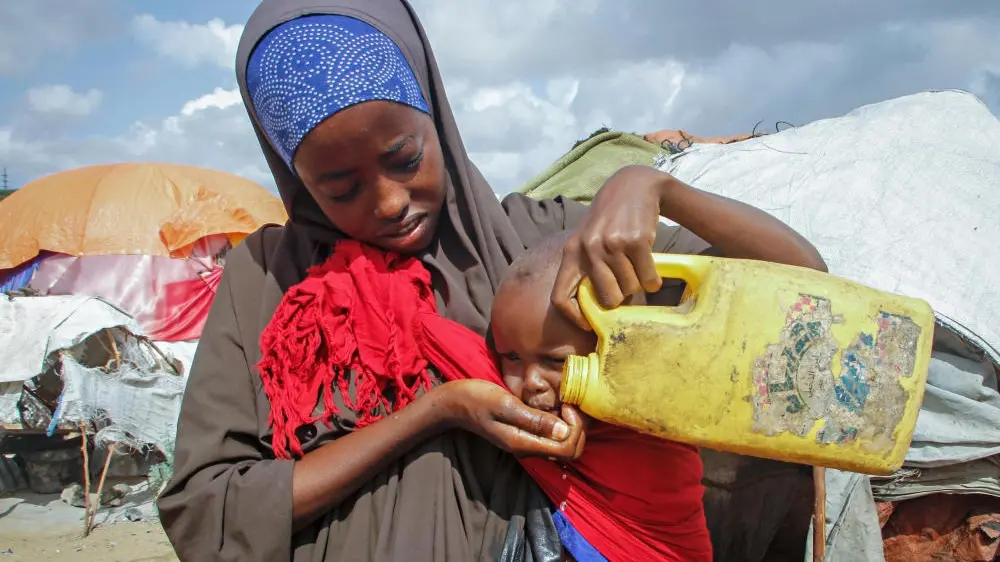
560;253;935;475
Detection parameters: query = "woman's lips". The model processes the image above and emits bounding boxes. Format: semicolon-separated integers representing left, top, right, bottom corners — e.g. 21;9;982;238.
382;213;424;237
380;213;429;245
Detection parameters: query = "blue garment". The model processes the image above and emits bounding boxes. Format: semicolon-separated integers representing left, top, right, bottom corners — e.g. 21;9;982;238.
245;14;429;168
0;254;43;293
552;508;608;562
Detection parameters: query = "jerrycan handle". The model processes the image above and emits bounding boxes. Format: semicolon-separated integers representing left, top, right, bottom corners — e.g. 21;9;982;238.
577;252;712;327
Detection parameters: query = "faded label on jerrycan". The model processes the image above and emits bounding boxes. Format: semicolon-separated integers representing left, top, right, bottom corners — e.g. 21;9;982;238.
750;294;923;454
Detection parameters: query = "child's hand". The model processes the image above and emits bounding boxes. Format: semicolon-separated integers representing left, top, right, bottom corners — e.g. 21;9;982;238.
551;164;827;332
558;404;589;460
551;165;668;331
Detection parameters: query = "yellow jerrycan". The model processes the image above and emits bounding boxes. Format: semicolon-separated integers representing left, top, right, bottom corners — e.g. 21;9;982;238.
560;253;935;475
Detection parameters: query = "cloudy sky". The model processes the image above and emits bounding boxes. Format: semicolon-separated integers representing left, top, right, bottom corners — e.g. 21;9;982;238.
1;1;998;195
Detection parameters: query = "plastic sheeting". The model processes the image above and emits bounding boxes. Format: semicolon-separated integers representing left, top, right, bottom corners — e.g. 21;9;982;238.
646;91;1000;562
0;253;45;293
54;336;186;456
0;294;195;458
871;326;1000;502
804;469;885;562
153;340;199;378
904;334;1000;468
805;325;1000;561
0;295;139;384
515;130;747;205
0;162;287;269
872;459;1000;501
0;383;20;424
659;90;1000;365
28;235;227;341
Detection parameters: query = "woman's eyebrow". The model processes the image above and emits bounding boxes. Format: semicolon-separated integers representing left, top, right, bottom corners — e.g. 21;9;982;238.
317;168;353;182
385;133;417;154
316;134;420;182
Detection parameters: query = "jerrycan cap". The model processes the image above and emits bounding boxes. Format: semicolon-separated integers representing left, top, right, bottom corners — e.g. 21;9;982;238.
560;353;597;405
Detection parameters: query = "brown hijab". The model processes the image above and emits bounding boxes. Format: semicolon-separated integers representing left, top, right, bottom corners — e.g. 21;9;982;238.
235;0;547;335
158;1;586;561
159;1;718;560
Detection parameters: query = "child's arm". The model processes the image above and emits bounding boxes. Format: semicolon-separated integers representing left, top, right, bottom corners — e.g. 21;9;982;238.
552;165;826;329
654;167;826;271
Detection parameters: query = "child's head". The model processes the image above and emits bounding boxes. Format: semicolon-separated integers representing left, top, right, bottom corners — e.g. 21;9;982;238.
490;231;597;414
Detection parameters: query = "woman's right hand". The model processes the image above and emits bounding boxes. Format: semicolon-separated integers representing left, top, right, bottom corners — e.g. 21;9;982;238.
436;379;586;462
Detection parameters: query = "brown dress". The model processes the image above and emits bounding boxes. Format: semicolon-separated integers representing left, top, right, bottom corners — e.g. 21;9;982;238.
157;196;711;562
156;1;795;561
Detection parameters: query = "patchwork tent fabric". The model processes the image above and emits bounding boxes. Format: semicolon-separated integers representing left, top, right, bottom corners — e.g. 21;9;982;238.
513;90;1000;562
515;130;748;205
0;162;287;269
659;90;1000;365
0;162;287;341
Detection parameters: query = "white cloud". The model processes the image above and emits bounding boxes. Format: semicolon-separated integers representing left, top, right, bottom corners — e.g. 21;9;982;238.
179;87;243;116
453;80;579;188
131;14;243;70
3;2;1000;196
445;59;690;191
0;88;271;190
26;85;103;118
0;0;119;76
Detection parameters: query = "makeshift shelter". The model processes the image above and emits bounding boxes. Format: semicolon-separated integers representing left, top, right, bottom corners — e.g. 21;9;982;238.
0;163;285;519
0;162;286;267
0;295;192;455
0;162;287;341
0;293;194;518
515;90;1000;562
517;129;750;205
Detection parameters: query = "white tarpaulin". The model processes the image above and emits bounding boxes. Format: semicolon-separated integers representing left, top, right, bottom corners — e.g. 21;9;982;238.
0;294;195;456
0;295;141;383
153;340;199;378
659;90;1000;364
57;348;186;455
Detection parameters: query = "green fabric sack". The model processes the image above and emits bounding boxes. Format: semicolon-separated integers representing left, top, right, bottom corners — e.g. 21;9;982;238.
513;130;667;203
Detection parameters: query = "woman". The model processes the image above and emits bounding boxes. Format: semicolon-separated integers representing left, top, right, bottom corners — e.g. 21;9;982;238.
157;1;826;561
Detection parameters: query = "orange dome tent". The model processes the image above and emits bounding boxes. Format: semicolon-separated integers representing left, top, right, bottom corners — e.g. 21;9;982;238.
0;162;287;269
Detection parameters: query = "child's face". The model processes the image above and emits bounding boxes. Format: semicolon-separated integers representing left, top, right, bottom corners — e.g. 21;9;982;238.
491;278;597;414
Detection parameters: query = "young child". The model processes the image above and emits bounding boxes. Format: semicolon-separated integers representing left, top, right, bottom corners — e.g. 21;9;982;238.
490;231;712;562
261;235;712;561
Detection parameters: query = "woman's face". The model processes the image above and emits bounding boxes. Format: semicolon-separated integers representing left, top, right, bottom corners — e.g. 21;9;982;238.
293;101;447;255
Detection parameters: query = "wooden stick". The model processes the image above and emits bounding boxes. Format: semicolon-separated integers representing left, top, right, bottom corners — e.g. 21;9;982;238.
143;338;182;376
79;424;91;538
812;466;827;562
87;442;117;535
105;329;120;368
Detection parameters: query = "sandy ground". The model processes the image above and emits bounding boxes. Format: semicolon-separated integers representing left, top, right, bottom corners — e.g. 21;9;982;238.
2;522;177;561
0;493;177;561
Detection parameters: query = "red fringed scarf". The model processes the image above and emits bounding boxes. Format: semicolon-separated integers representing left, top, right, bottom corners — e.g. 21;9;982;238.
257;239;711;561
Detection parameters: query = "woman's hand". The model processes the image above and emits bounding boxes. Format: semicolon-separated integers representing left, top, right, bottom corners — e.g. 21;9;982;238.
437;379;586;462
289;379;584;528
552;165;668;330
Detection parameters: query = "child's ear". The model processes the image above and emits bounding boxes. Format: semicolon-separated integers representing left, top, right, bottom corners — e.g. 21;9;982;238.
485;322;500;365
484;323;498;354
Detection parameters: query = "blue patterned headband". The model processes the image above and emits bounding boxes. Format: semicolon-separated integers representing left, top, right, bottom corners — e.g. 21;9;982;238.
246;15;430;169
